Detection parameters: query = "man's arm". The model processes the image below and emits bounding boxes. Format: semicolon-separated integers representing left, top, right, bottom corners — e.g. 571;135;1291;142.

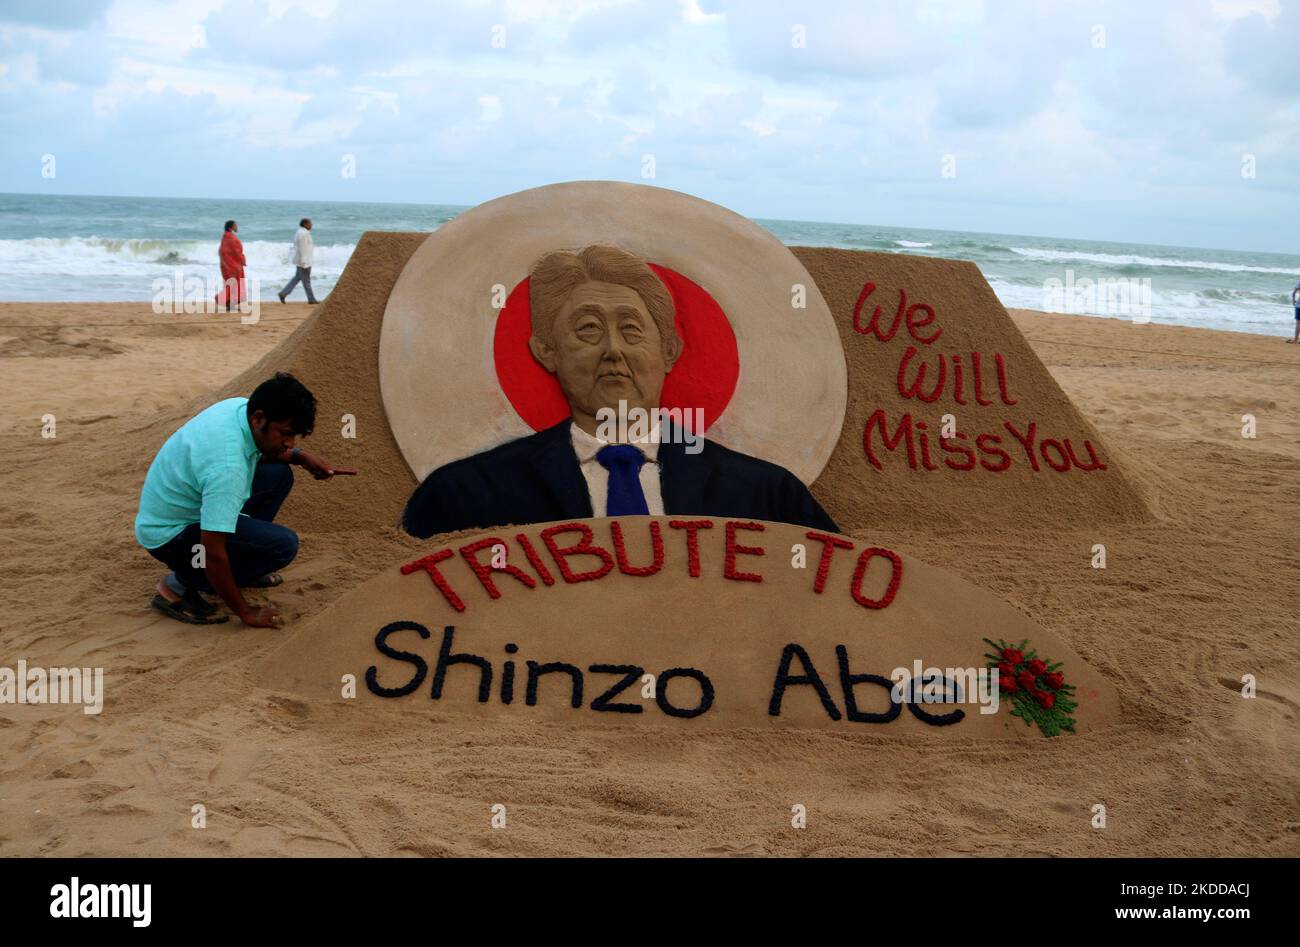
265;445;356;479
200;529;281;628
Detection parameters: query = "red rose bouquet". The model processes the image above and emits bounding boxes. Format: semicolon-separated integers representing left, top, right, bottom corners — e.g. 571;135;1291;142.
983;637;1078;737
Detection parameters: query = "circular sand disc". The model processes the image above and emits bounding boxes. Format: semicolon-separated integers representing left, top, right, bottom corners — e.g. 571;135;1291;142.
379;181;847;484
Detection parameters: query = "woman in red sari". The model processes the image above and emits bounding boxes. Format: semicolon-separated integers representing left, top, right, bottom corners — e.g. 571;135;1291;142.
215;219;247;311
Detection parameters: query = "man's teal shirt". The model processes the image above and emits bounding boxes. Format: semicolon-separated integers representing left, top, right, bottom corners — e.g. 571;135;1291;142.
134;397;262;549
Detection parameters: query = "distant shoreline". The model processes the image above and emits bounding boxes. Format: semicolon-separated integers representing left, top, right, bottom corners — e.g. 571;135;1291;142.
3;189;1295;258
1;300;1296;345
2;192;1297;336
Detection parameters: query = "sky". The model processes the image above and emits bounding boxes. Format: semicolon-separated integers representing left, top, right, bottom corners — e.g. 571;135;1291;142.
1;0;1297;252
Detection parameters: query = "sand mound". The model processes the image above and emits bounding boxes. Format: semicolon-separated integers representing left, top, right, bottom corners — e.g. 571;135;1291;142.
794;248;1149;529
218;232;427;535
256;516;1119;738
160;230;1131;740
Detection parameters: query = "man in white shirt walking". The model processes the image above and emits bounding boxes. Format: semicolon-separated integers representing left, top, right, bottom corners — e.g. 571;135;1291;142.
278;218;319;304
1290;280;1300;343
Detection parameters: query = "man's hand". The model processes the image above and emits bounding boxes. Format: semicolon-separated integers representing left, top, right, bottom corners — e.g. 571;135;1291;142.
240;604;283;629
292;448;356;480
200;531;284;629
200;529;252;621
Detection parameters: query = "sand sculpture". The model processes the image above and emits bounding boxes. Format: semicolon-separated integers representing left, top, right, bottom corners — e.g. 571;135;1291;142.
236;182;1134;738
216;190;1146;539
378;181;847;487
257;516;1118;738
400;242;836;538
795;248;1149;530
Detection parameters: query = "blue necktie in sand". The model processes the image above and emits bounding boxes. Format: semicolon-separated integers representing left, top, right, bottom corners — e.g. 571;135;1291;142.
596;444;650;515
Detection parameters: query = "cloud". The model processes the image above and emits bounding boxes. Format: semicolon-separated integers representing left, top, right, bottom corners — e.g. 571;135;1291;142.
189;0;518;73
563;0;675;50
715;0;984;82
0;0;112;30
1224;4;1300;98
1;0;1297;251
33;32;117;85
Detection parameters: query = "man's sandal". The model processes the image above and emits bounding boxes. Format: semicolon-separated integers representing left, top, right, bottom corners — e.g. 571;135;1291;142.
151;594;229;625
181;588;219;616
245;572;284;589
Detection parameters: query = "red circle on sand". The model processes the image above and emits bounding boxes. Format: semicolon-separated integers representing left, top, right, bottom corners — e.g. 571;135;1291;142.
493;263;739;432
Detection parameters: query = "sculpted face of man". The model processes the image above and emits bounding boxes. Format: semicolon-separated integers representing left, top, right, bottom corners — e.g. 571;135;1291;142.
530;279;682;437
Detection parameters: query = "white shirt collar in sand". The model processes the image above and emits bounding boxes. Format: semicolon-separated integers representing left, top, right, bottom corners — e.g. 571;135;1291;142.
568;420;661;464
568;421;665;516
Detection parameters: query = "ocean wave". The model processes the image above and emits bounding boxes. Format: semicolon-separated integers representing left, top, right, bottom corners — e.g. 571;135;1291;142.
0;236;356;277
1009;246;1299;276
895;240;933;249
1197;287;1290;303
985;274;1291;332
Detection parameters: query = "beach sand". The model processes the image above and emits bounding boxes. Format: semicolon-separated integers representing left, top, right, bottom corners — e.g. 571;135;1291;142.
0;299;1297;857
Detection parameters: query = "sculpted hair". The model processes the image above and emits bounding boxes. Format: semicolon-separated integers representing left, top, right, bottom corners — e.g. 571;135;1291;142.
529;245;679;356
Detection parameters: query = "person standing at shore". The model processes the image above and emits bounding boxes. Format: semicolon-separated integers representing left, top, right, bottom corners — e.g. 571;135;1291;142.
215;219;246;312
278;218;319;304
1291;280;1300;343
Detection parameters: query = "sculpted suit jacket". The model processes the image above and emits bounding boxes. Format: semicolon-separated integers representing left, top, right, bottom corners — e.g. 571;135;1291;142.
402;419;838;538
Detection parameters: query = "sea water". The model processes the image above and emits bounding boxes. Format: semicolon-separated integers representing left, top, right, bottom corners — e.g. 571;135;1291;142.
1;192;1296;336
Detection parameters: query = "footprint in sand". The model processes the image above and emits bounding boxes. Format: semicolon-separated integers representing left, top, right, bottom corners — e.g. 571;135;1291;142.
1216;676;1300;715
265;695;310;719
392;842;459;857
701;841;768;857
47;760;96;779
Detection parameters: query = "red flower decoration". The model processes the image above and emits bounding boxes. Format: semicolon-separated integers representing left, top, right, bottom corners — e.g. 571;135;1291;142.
984;638;1077;738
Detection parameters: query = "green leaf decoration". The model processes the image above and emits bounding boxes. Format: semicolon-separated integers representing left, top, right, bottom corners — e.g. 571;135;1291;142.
983;637;1079;738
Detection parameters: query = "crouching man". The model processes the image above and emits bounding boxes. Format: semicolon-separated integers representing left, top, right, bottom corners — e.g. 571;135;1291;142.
134;372;354;627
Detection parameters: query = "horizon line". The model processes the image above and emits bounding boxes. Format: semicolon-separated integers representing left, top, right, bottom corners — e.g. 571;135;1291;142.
2;188;1298;262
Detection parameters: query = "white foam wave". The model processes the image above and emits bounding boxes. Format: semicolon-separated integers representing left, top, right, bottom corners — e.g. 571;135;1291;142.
0;235;358;301
0;236;356;277
895;240;933;248
1009;246;1298;276
985;275;1288;332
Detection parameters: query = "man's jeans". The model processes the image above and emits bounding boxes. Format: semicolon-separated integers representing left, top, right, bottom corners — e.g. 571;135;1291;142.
147;463;298;593
280;266;318;304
